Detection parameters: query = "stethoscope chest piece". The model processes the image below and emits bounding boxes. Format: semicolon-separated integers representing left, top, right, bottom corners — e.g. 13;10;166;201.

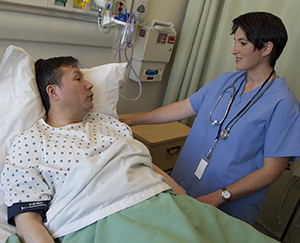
212;120;219;126
220;129;230;139
210;70;276;141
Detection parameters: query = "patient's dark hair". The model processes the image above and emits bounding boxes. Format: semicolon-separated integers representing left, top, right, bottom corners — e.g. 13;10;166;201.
231;12;288;67
35;56;78;114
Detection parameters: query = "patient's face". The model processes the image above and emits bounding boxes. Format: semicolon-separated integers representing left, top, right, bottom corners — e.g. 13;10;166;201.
56;65;94;117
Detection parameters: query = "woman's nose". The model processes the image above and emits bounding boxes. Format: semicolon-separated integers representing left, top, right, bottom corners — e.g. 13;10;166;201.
231;46;236;55
231;44;238;55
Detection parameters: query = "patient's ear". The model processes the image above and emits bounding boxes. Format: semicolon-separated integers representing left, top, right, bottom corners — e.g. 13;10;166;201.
46;85;59;101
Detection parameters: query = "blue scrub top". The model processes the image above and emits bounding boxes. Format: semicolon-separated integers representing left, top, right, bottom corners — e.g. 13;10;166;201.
171;71;300;224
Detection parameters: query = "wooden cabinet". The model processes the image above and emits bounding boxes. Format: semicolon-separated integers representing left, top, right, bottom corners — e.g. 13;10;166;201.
119;113;191;173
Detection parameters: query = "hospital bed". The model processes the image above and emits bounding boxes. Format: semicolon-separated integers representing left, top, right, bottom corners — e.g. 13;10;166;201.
0;45;279;242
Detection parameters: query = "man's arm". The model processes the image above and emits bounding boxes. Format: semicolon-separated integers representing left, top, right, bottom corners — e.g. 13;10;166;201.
152;164;187;195
120;98;197;126
14;212;54;243
196;157;290;207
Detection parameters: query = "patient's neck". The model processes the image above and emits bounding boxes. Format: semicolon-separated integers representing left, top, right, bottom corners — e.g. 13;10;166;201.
46;111;84;128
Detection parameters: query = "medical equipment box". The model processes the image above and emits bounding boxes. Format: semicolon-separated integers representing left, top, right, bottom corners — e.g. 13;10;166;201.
119;113;190;172
129;20;177;82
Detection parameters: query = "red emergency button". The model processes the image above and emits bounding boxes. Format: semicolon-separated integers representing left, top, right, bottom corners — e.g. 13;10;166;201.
168;36;175;44
157;33;167;44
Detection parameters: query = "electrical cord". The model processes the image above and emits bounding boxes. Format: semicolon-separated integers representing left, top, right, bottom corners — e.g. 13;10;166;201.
275;176;299;226
288;203;300;243
275;176;300;243
275;176;294;227
282;177;298;222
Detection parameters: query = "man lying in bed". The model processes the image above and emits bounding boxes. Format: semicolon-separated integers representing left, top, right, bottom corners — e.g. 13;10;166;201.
1;56;278;243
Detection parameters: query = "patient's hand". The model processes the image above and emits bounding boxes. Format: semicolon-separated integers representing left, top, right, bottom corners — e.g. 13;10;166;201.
14;212;54;243
152;163;187;195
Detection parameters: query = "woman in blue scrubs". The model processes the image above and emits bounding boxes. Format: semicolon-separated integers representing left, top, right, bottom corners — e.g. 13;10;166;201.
121;12;300;224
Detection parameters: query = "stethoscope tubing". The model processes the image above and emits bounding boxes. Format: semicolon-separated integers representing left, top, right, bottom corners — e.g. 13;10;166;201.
209;72;246;126
206;70;277;159
224;72;276;133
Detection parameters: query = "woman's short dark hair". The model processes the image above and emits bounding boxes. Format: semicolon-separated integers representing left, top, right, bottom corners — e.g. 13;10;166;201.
35;56;78;114
231;12;288;67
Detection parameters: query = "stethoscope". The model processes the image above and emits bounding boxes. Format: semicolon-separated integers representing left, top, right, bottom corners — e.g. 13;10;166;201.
206;70;276;159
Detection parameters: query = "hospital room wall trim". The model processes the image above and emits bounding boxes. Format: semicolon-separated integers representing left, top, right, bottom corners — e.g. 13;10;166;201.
0;10;115;48
0;1;97;23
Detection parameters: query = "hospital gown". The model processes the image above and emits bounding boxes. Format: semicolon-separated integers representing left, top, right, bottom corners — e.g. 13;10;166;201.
1;112;171;236
2;112;131;206
171;71;300;224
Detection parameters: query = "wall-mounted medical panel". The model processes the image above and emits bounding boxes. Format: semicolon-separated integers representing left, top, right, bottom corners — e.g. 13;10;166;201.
129;20;176;82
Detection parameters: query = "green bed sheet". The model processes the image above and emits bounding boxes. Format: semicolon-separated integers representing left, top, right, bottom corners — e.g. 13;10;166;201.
6;191;278;243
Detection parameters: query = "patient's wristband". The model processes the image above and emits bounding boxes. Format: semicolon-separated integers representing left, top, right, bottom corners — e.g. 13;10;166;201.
7;200;50;226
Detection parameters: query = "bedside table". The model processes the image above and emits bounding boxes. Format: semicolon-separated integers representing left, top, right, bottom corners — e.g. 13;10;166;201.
119;113;191;173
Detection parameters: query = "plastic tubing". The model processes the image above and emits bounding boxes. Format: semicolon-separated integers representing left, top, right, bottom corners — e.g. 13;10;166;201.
97;0;142;101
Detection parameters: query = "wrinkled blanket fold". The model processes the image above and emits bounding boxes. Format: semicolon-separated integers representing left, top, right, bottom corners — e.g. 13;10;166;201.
45;138;171;238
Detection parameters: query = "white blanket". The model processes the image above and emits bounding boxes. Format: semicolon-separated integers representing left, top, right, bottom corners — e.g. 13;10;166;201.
45;138;171;238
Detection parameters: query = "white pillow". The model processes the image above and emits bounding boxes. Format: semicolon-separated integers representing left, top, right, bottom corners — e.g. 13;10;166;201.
82;63;126;119
0;45;44;172
0;45;126;172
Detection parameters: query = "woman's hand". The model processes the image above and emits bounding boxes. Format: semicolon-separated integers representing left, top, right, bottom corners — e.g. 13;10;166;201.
196;157;290;208
196;190;225;207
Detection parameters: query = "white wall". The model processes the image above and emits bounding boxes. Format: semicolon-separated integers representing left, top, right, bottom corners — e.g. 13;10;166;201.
0;0;189;115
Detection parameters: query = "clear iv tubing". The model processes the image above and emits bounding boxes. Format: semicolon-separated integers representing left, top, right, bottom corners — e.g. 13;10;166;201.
113;13;142;101
97;0;142;101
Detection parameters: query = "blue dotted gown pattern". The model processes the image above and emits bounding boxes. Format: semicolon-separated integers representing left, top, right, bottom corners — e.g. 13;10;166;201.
1;112;132;206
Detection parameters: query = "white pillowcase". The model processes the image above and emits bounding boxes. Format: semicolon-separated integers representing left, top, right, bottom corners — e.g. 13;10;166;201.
0;45;126;172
